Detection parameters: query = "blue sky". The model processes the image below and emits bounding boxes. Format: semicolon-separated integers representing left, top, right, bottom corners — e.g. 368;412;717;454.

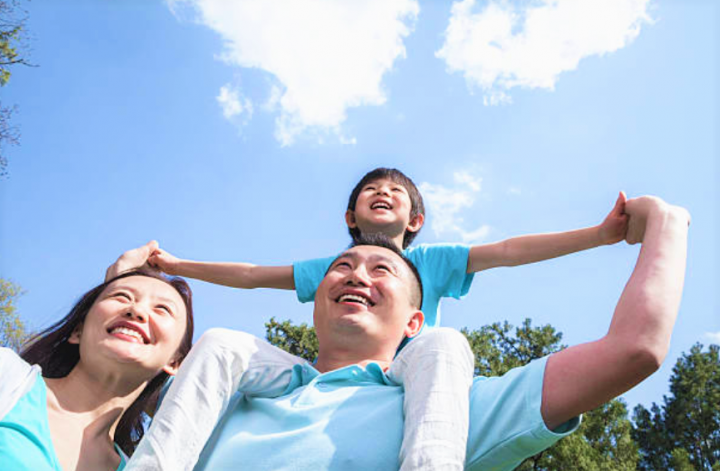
1;0;717;414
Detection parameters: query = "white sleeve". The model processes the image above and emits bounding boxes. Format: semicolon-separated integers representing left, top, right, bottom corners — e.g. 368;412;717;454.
0;347;41;420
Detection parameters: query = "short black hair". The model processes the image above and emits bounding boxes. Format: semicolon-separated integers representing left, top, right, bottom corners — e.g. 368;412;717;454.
348;233;423;309
346;168;425;249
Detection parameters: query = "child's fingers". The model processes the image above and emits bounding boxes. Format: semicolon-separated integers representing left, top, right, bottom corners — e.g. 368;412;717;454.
613;191;627;215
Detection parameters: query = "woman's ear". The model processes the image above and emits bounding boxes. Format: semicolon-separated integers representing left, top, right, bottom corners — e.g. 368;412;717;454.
162;357;182;376
68;323;83;345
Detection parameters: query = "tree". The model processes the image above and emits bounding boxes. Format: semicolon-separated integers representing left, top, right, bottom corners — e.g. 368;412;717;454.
266;317;640;470
633;343;720;471
0;0;31;175
0;277;27;351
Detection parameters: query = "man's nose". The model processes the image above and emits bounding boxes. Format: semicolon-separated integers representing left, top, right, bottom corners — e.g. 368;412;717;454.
345;265;371;286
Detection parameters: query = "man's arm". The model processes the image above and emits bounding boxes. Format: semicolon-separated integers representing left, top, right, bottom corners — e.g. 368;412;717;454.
540;196;690;430
467;192;628;273
106;241;295;290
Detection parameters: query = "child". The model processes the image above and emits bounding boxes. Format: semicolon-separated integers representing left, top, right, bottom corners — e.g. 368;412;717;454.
118;168;628;471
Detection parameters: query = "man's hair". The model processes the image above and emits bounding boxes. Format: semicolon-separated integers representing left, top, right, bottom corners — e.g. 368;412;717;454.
350;233;423;309
346;168;425;249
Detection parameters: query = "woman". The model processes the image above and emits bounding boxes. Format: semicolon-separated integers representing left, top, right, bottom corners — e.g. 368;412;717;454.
0;268;195;470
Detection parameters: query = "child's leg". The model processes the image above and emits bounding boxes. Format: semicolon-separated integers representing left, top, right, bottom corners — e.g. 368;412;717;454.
125;328;306;471
387;327;475;471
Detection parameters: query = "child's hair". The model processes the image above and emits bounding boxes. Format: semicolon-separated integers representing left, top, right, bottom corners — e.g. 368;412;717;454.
21;269;195;455
346;167;425;249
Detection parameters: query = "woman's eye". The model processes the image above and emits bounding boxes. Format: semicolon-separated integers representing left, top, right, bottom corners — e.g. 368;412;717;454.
156;305;172;315
114;292;132;301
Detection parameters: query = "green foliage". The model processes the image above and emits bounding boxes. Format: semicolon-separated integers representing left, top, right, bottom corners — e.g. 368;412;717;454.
0;277;27;351
0;0;30;175
633;343;720;471
265;317;318;362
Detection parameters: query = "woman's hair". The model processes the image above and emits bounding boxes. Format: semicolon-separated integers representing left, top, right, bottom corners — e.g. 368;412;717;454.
21;268;195;455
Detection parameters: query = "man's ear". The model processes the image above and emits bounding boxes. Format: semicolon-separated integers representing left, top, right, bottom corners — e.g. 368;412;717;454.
68;323;83;345
345;209;358;229
404;310;425;339
406;213;425;234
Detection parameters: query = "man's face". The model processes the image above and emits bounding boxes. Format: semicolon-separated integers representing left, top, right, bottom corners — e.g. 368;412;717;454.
314;245;423;350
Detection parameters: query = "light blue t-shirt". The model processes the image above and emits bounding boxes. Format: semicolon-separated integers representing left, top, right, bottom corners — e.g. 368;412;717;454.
195;356;579;471
0;372;127;471
293;243;475;328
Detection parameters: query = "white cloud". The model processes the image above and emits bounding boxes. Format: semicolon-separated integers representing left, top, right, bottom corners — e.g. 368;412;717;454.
507;186;522;195
419;171;491;243
436;0;652;105
168;0;419;145
706;332;720;345
217;84;253;126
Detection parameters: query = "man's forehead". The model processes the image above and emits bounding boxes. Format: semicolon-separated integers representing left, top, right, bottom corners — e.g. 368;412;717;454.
338;245;404;265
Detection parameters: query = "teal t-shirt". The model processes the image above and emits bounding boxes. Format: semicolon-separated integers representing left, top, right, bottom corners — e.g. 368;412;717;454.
0;373;127;471
195;356;579;471
293;243;475;328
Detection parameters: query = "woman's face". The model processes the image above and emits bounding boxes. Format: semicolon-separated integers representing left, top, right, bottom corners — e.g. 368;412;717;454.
71;275;188;376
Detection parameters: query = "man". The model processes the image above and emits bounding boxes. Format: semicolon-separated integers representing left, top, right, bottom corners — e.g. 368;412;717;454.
188;195;689;470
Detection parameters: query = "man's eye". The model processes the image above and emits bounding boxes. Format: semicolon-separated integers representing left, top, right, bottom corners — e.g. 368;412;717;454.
375;265;391;273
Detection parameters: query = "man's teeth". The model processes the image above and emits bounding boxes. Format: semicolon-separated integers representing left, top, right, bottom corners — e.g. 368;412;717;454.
110;326;145;342
338;294;372;306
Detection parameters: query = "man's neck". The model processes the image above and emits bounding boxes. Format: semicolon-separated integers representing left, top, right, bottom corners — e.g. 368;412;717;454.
315;348;394;374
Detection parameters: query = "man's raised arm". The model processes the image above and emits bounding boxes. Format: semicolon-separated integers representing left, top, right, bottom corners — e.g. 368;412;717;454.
541;196;690;430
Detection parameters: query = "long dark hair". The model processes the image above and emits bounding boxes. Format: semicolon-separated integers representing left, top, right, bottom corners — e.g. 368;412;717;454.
21;269;195;455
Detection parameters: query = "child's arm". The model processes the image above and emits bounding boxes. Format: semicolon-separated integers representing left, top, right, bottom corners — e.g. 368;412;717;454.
467;192;628;273
150;249;295;290
105;241;295;290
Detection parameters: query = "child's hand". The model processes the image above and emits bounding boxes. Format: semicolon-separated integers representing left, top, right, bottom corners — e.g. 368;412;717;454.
148;248;181;275
598;191;629;245
105;240;159;281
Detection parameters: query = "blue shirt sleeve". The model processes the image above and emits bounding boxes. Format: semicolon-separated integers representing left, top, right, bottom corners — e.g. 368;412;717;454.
293;255;337;303
405;244;475;327
465;356;581;470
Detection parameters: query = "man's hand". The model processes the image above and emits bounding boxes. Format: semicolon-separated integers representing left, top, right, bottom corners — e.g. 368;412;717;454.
105;240;160;282
624;196;691;245
598;192;629;245
148;248;182;275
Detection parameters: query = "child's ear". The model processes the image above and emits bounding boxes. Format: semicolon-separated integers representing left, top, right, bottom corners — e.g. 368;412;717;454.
345;210;358;229
68;323;83;345
406;213;425;233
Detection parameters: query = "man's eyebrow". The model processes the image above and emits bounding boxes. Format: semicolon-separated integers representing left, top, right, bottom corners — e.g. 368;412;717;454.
368;254;401;272
333;252;359;264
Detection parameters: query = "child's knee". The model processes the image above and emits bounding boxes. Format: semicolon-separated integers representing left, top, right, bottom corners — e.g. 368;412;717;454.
196;328;259;354
420;328;472;355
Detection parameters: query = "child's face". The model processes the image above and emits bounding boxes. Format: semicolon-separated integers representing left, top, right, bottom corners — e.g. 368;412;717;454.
346;178;422;240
